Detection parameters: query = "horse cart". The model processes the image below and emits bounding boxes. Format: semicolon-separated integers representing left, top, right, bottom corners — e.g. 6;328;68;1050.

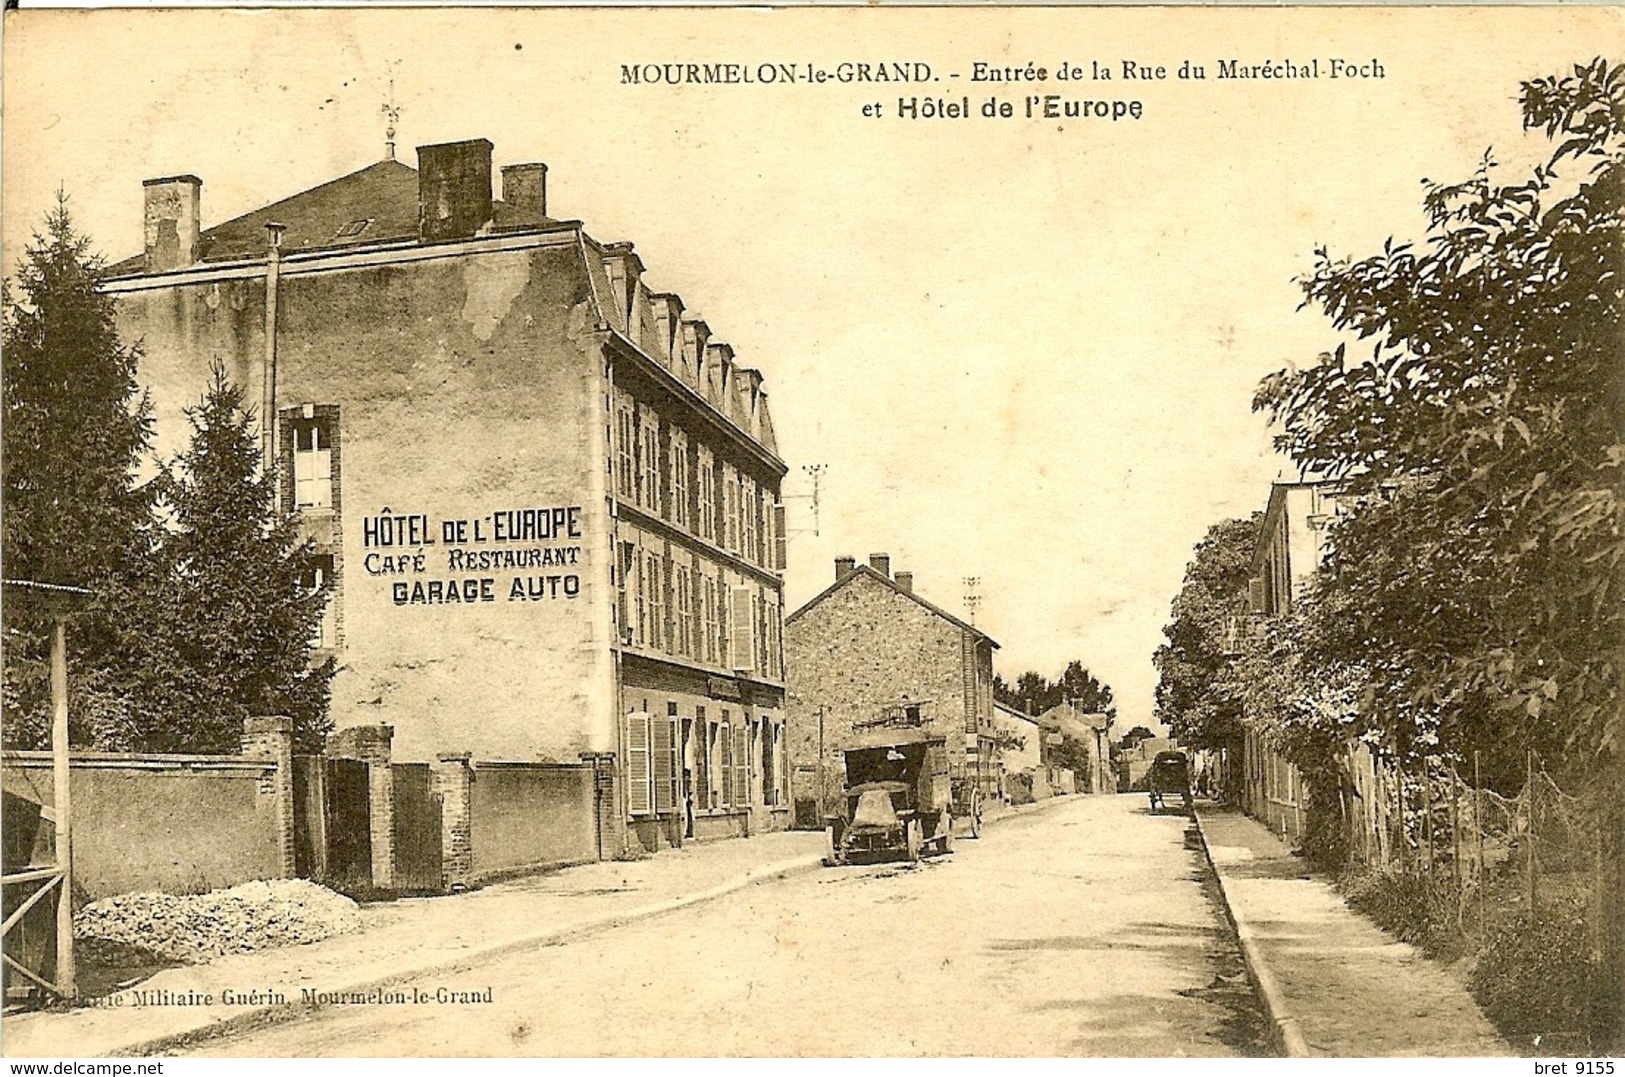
1146;750;1193;815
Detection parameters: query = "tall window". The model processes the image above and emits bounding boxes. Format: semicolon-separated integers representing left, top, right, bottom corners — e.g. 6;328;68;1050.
717;579;732;668
761;718;775;806
617;541;636;645
638;405;661;513
741;477;758;565
696;447;717;542
291;416;333;509
673;563;693;657
633;547;647;647
646;549;667;652
717;715;732;808
764;598;780;679
668;431;690;531
721;464;739;553
734;721;750;806
695;708;710;810
303;553;337;649
615;395;637;501
699;572;718;665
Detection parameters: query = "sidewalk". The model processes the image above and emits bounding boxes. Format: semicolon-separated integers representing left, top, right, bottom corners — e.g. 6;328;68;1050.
5;795;1075;1058
1194;805;1511;1057
4;829;825;1058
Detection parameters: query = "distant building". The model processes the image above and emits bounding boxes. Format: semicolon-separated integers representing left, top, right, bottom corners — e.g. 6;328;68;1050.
1240;479;1340;839
1035;702;1109;795
1251;480;1341;617
783;555;999;823
993;700;1042;802
101;137;791;855
1112;734;1176;792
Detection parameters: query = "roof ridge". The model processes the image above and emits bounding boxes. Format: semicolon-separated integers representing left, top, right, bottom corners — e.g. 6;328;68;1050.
785;564;998;648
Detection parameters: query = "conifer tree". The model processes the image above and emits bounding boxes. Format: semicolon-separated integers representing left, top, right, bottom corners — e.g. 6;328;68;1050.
140;365;335;753
1;195;156;748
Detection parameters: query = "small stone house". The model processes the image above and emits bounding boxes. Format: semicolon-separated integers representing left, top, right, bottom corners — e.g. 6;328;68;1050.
783;554;999;824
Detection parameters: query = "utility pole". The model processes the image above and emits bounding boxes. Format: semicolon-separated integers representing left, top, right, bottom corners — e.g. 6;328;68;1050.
962;577;981;625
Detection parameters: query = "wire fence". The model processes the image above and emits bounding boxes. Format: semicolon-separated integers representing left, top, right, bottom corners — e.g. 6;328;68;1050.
1339;743;1611;1051
1347;747;1600;917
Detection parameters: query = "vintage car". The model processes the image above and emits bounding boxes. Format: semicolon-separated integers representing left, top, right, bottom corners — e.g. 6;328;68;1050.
824;727;958;865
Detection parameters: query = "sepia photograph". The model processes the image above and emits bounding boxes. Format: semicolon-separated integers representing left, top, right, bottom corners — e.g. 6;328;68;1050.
1;3;1621;1061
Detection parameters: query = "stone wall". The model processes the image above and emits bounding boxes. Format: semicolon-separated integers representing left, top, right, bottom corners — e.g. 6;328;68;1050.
784;569;970;819
1;719;292;899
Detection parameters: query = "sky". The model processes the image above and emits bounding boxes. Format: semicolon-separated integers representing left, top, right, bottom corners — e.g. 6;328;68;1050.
3;6;1616;727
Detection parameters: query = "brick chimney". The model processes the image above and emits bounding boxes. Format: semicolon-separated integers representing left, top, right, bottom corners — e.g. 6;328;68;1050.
500;162;547;220
417;139;493;242
895;571;914;594
869;553;891;578
835;556;856;582
143;175;202;273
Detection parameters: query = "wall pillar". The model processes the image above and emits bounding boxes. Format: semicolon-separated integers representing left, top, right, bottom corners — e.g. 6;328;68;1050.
327;724;394;890
241;716;295;878
432;753;473;888
580;752;622;860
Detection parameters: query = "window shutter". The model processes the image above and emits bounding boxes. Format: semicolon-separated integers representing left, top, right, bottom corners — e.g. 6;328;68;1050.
729;586;754;671
696;721;711;811
626;712;652;816
719;722;733;808
651;712;674;814
733;723;749;806
669;717;682;815
772;504;788;571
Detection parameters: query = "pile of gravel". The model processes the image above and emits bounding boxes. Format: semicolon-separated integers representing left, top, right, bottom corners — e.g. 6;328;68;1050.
75;879;362;963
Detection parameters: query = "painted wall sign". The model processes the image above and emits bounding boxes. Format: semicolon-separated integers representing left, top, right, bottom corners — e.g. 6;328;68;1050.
359;505;586;607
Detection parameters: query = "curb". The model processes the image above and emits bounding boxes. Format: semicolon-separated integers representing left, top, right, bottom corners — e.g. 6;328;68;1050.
1190;809;1313;1059
96;851;826;1058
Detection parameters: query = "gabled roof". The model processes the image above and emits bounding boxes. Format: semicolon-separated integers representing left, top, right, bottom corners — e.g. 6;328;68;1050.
785;564;999;649
109;158;556;275
1036;703;1109;738
994;699;1039;724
